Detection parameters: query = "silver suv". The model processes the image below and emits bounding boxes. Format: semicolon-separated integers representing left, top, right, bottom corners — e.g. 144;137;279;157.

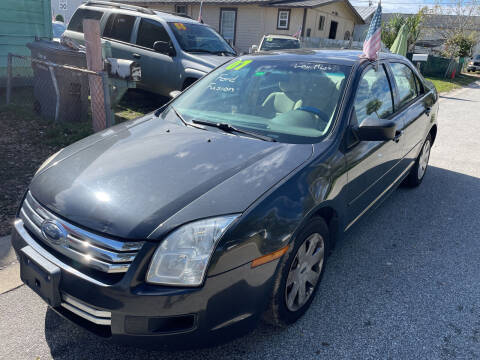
63;1;236;96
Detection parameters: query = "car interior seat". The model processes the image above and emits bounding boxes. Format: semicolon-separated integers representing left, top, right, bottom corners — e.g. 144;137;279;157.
262;78;304;116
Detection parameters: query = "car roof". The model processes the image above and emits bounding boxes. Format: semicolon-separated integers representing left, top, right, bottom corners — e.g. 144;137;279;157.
244;49;406;66
80;2;200;24
264;34;299;40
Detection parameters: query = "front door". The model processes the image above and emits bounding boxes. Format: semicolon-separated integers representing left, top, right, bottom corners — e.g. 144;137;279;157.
344;63;407;229
220;9;236;46
328;21;338;39
134;18;179;95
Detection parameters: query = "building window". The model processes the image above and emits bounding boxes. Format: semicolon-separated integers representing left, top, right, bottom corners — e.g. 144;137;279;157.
220;8;237;45
277;9;290;30
175;4;187;15
318;15;325;31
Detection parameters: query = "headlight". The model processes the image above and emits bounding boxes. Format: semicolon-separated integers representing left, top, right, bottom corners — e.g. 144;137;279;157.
35;149;63;176
469;61;474;65
146;215;240;286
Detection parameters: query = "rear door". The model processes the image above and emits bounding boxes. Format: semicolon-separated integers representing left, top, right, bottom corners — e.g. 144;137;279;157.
102;13;137;61
133;18;179;95
387;61;430;165
344;63;406;229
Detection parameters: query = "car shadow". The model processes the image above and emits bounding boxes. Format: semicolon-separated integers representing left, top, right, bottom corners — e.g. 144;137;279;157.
44;165;480;359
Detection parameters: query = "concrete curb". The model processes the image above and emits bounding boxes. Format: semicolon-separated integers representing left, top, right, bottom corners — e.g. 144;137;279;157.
0;235;22;295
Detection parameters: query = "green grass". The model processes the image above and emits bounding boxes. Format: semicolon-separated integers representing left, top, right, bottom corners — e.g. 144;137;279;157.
425;73;478;93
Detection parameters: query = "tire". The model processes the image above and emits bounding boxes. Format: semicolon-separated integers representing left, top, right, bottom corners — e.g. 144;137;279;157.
263;217;330;327
404;133;432;187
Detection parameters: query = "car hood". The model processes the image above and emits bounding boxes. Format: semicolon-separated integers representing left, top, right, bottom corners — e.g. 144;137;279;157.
182;52;233;71
30;116;312;240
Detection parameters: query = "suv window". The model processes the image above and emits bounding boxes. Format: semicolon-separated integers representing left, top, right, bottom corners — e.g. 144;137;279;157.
354;65;394;125
104;14;136;43
390;62;418;108
68;9;104;33
136;18;170;49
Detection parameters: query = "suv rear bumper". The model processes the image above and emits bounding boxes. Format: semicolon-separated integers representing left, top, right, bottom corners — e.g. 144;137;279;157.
11;219;278;348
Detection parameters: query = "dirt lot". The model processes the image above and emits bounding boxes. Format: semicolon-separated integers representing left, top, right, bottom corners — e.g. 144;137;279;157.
0;88;162;236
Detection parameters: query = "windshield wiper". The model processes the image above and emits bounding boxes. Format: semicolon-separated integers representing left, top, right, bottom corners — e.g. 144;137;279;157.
185;49;215;54
171;107;204;129
192;120;276;142
213;50;236;56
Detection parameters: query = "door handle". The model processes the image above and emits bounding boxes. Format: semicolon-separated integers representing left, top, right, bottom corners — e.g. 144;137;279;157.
132;53;141;59
393;130;403;143
425;107;431;116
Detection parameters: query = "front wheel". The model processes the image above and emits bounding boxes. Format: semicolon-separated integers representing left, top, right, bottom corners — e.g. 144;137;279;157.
263;217;329;326
404;133;432;187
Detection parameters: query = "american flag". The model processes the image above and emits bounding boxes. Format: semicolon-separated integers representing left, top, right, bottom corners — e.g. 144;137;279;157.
197;0;203;23
292;25;302;39
362;3;382;60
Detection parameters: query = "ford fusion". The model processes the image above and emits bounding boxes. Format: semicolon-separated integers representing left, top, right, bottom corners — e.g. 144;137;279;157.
12;50;438;347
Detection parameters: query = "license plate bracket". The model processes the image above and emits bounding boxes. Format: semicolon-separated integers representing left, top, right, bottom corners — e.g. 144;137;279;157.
20;246;61;307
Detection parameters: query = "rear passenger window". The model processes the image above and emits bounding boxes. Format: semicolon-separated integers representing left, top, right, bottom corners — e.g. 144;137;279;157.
354;65;394;125
136;19;170;49
103;14;136;43
390;62;418;107
68;9;104;33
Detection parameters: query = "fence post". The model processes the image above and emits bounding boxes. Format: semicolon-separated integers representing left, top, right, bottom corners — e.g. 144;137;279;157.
101;71;114;127
6;53;12;105
83;19;106;132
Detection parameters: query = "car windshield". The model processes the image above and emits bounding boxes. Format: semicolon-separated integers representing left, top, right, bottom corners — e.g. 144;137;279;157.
162;58;351;143
168;22;235;55
260;37;301;51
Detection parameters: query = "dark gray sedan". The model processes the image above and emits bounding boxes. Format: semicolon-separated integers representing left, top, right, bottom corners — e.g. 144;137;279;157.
11;49;438;348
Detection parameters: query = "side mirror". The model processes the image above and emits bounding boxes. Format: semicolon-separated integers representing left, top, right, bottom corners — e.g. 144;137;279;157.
356;115;397;141
169;90;182;98
250;45;258;53
153;41;175;56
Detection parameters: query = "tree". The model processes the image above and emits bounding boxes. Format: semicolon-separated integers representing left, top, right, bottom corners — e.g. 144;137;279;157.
381;8;427;51
431;0;480;58
55;14;64;22
443;32;476;57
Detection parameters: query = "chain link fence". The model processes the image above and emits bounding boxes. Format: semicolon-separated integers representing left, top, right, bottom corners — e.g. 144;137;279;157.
4;53;112;131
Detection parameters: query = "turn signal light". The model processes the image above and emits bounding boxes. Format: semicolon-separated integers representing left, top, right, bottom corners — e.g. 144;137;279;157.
251;245;289;268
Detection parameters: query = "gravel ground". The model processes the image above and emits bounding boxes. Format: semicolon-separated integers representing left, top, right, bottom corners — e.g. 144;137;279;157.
1;82;480;359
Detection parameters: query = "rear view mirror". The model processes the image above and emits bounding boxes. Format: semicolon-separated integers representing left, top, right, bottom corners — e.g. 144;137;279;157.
356;115;396;141
153;41;175;57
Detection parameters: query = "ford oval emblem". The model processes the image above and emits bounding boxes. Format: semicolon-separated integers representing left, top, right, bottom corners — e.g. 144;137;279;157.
41;220;68;246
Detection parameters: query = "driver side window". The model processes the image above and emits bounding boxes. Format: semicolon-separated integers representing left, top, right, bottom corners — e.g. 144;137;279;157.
354;65;394;125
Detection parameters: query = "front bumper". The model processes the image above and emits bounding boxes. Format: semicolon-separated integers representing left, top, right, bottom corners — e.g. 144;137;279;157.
11;219;278;348
467;65;479;71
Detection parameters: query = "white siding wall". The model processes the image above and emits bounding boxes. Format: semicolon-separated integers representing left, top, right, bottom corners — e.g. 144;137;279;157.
51;0;87;25
149;2;357;52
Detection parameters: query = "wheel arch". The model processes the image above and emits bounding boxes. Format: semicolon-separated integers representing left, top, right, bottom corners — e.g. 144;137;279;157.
429;124;437;145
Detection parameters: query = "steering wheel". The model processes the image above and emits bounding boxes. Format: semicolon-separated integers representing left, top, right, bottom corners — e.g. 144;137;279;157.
296;106;330;124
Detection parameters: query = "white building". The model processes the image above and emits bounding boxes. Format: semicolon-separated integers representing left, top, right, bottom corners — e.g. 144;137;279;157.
51;0;86;24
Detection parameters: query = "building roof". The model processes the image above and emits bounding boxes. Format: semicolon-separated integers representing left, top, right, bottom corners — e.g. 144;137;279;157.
354;5;376;21
122;0;364;22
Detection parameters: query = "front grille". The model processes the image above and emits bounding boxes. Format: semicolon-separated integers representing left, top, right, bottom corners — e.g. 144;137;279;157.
474;62;480;66
19;191;143;273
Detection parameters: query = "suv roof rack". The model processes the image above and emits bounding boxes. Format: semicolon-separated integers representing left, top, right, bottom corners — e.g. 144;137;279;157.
84;1;156;15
